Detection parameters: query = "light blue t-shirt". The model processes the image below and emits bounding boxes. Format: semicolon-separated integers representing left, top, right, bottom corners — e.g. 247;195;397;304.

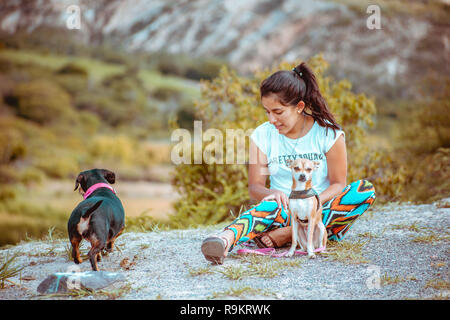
250;121;345;196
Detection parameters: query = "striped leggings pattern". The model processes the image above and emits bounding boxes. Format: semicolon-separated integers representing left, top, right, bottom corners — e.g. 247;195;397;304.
225;180;376;251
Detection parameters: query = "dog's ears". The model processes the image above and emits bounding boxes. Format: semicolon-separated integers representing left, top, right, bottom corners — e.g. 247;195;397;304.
313;161;320;169
74;174;84;191
102;169;115;184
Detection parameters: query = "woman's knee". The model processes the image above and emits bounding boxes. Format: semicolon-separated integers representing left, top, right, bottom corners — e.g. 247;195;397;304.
350;179;376;196
254;200;279;212
361;179;376;199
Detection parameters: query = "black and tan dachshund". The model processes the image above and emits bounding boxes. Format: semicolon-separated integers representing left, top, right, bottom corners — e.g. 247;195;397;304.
68;169;125;271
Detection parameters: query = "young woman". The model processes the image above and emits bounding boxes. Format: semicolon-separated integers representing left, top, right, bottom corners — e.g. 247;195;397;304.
201;62;376;264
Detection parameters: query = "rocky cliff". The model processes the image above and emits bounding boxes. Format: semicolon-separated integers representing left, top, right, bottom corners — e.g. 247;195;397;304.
0;0;449;97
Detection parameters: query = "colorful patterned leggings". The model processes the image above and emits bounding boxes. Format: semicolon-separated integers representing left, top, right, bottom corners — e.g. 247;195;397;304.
225;180;376;251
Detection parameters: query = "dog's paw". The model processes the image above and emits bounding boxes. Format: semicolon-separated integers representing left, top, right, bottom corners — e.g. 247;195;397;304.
307;253;316;259
286;251;295;257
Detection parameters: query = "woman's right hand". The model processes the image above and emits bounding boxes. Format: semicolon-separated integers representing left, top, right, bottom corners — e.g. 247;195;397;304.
261;190;289;210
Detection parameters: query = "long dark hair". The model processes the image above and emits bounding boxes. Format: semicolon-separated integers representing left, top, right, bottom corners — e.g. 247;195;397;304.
260;62;341;136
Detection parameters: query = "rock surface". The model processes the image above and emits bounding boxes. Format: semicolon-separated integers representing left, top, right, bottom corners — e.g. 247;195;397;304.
0;200;449;300
36;271;126;294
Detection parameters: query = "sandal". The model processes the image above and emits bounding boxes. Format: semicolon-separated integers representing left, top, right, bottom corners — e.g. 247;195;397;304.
201;236;229;265
254;232;280;249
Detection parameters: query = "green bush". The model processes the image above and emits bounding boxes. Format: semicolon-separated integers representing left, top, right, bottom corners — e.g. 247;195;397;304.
0;200;67;246
88;134;151;167
0;185;17;202
35;156;80;179
77;111;101;135
54;73;89;96
176;106;196;130
0;219;46;247
76;94;130;127
12;80;74;125
75;68;147;127
0;56;14;73
19;167;45;185
154;51;225;80
393;76;450;202
170;55;377;227
0;165;20;184
152;86;183;101
56;62;89;77
0;129;26;165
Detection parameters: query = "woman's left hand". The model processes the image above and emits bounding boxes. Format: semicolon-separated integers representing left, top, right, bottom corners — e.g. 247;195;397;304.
261;190;289;210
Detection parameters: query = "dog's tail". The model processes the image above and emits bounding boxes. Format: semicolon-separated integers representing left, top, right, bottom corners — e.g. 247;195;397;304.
82;200;103;219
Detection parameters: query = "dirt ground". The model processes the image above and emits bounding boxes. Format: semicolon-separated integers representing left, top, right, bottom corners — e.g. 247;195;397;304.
0;199;449;300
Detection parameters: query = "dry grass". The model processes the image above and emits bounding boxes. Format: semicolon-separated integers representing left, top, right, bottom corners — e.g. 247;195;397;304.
411;232;450;244
64;243;90;262
425;278;450;291
188;252;305;281
216;265;248;280
358;231;378;238
188;266;215;277
381;274;418;286
210;286;276;299
391;222;421;232
0;252;25;288
321;240;370;264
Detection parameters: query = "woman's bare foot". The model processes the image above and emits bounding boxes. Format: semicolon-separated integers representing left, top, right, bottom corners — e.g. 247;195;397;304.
256;227;292;248
259;234;275;247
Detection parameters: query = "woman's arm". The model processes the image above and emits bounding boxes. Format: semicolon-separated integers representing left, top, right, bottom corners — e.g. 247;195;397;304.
248;139;270;200
320;134;347;204
248;139;289;209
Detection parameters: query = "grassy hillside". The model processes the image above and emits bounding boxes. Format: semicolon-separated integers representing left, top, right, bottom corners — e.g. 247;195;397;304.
0;24;448;246
0;37;216;245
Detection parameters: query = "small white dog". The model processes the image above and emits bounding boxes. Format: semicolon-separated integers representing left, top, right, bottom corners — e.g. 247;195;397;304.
286;159;327;258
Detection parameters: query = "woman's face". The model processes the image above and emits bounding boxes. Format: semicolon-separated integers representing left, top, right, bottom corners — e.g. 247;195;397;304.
261;94;304;136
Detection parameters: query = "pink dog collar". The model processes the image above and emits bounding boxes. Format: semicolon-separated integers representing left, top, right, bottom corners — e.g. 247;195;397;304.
83;183;116;200
237;246;326;258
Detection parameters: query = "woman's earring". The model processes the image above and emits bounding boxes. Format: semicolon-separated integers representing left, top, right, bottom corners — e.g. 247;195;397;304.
297;109;301;114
